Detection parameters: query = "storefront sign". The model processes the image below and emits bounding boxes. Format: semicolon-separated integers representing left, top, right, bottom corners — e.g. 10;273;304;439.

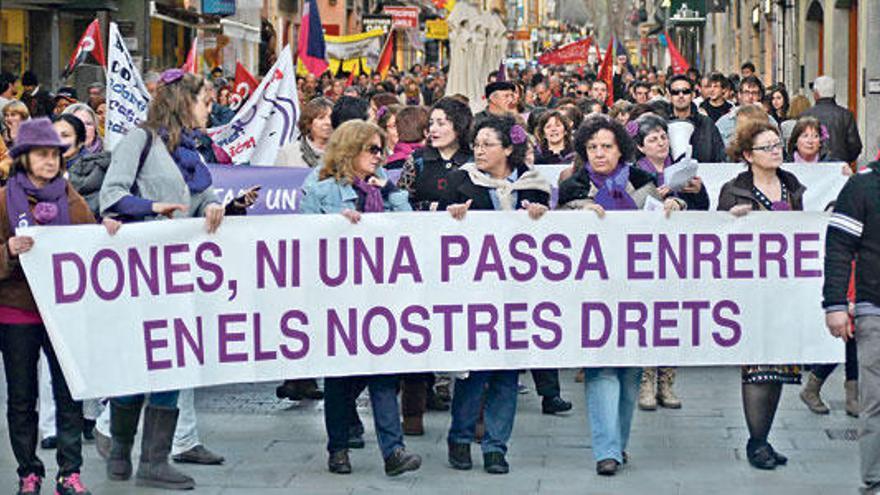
383;6;420;29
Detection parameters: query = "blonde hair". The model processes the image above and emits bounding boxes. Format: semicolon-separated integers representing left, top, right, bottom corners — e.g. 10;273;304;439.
788;95;811;120
143;73;206;151
319;120;386;182
3;100;30;120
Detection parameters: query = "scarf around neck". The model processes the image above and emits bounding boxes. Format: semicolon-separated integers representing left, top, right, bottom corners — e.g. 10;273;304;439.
6;172;71;232
84;135;103;155
587;163;637;211
301;137;324;168
388;141;424;164
161;129;213;193
460;162;551;211
352;177;385;213
636;155;672;186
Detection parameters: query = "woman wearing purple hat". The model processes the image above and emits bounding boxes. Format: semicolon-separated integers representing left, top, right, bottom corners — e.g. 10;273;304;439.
0;117;113;495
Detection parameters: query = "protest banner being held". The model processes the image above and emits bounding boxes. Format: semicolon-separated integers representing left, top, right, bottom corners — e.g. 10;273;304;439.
105;22;151;151
20;211;839;399
207;46;300;166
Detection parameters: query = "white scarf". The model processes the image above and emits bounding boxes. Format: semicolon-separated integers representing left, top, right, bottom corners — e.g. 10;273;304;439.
459;162;551;211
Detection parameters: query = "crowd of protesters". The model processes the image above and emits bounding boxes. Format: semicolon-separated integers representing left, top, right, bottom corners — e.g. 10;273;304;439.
0;51;874;494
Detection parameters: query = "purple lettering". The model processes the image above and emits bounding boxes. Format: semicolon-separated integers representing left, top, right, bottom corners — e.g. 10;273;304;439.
682;300;711;346
433;304;463;351
174;317;204;367
319;239;348;287
401;305;431;354
474;235;506;281
652;301;680;347
90;249;125;301
758;233;788;278
253;313;276;361
53;252;86;304
280;310;310;360
503;303;529;350
794;233;822;277
195;242;224;292
692;234;722;279
581;302;612;348
144;319;172;370
617;301;648;348
658;234;687;279
467;303;499;351
532;302;562;350
440;235;469;282
574;234;608;280
712;300;742;347
353;237;384;285
727;234;754;279
327;308;357;356
164;244;194;294
362;306;396;355
509;234;538;282
128;246;159;297
627;234;653;280
218;313;248;363
389;237;423;284
541;234;572;281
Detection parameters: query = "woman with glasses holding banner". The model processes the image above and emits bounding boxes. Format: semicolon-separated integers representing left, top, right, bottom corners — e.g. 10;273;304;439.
98;69;227;490
443;114;552;475
299;119;422;477
0;117;112;495
557;116;684;477
718;120;805;471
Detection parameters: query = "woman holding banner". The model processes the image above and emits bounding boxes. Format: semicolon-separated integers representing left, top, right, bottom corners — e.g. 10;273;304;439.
557;116;684;476
274;97;333;168
718;120;805;470
300;119;422;477
444;114;552;475
98;69;226;490
0;117;109;495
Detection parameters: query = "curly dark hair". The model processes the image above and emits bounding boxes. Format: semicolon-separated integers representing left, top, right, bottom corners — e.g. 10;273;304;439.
473;114;528;171
431;97;473;153
573;115;636;164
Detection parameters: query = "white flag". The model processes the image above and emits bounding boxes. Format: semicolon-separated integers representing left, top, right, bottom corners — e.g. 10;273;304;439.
207;47;300;166
105;22;151;152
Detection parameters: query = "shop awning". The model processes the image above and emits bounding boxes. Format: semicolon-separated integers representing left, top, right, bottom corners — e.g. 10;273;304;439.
1;0;118;10
149;1;222;30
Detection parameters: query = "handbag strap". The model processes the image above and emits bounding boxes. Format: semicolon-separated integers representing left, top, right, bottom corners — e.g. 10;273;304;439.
130;130;153;196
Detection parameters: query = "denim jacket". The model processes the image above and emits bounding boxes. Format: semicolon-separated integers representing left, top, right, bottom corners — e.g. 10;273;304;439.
300;170;412;214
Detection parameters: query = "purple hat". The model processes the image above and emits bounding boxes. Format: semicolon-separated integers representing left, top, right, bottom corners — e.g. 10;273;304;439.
9;117;69;159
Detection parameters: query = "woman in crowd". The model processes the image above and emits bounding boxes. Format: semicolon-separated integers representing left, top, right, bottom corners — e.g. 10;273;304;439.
53;115;86;171
300;119;421;477
99;69;226;490
779;94;810;145
274;97;333;168
60;105;110;217
63;103;102;155
385;106;428;170
3;101;30;151
398;97;474;211
768;85;789;124
786;116;829;163
718;120;805;471
87;96;106;138
630;113;707;412
445;114;552;475
376;104;402;154
533;110;575;164
370;92;401;122
557;117;684;476
0;117;109;495
609;100;633;126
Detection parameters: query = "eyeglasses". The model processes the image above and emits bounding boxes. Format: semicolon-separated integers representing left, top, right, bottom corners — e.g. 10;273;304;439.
576;90;588;96
365;145;384;156
669;88;692;96
751;142;783;153
741;89;762;97
473;141;502;150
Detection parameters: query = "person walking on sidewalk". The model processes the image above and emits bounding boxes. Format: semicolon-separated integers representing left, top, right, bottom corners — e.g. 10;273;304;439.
823;158;880;495
0;117;108;495
99;69;226;490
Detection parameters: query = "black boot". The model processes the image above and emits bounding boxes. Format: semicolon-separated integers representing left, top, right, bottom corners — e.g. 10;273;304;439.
107;400;143;481
746;438;777;470
135;406;195;490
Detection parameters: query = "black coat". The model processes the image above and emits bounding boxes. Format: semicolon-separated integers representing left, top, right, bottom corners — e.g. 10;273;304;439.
445;163;550;211
802;98;862;162
668;103;726;163
716;168;806;212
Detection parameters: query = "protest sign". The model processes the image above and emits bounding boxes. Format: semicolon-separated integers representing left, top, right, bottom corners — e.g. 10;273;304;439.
105;22;151;151
20;211;839;399
207;46;300;166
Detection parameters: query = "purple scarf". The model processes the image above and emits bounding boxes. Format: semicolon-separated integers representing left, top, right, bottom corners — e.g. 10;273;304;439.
352;177;385;213
771;201;791;211
84;135;103;154
636;156;672;186
587;163;637;211
6;172;71;232
388;141;424;164
162;129;213;194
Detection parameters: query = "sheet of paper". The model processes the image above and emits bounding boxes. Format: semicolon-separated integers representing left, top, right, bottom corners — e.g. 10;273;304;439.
643;195;664;211
664;158;699;192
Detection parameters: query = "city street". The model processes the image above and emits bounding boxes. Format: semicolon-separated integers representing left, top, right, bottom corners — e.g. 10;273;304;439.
0;367;861;494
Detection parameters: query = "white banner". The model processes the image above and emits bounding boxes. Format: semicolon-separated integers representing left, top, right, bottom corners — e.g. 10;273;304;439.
19;211;840;400
536;163;851;212
207;46;300;166
105;22;151;152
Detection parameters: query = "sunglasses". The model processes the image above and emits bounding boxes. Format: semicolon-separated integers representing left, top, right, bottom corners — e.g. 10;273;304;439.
365;144;384;156
669;88;693;96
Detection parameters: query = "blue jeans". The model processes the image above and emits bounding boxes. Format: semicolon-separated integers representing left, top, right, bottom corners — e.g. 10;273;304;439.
114;390;179;408
448;370;518;455
584;367;641;463
324;375;403;459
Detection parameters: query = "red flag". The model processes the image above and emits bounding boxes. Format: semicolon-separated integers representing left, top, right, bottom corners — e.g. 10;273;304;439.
665;31;690;75
593;42;602;66
375;32;394;80
537;37;592;66
182;36;198;73
62;19;106;79
346;70;356;87
297;0;329;76
230;62;258;110
597;37;614;106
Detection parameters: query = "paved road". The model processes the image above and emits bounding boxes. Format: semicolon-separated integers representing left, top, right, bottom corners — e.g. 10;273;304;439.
0;367;862;494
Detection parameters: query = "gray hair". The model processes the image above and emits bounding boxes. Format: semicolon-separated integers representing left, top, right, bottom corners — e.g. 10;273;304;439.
144;71;161;85
62;102;98;128
813;76;835;98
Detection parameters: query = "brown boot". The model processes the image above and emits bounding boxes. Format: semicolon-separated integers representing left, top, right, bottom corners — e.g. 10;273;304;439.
638;368;657;411
799;373;830;415
402;415;424;436
657;367;682;409
846;380;859;417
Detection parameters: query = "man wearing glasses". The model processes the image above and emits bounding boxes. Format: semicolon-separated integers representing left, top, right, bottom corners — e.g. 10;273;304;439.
716;75;777;148
474;81;519;127
667;74;725;163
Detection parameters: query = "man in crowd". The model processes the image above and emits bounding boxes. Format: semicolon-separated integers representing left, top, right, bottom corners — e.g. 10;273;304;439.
667;74;725;163
631;81;650;105
0;72;16;110
590;79;609;107
532;79;557;108
700;72;734;123
52;87;78;116
474;81;518;126
803;75;863;163
824;157;880;495
741;61;756;79
716;75;771;147
19;70;53;117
